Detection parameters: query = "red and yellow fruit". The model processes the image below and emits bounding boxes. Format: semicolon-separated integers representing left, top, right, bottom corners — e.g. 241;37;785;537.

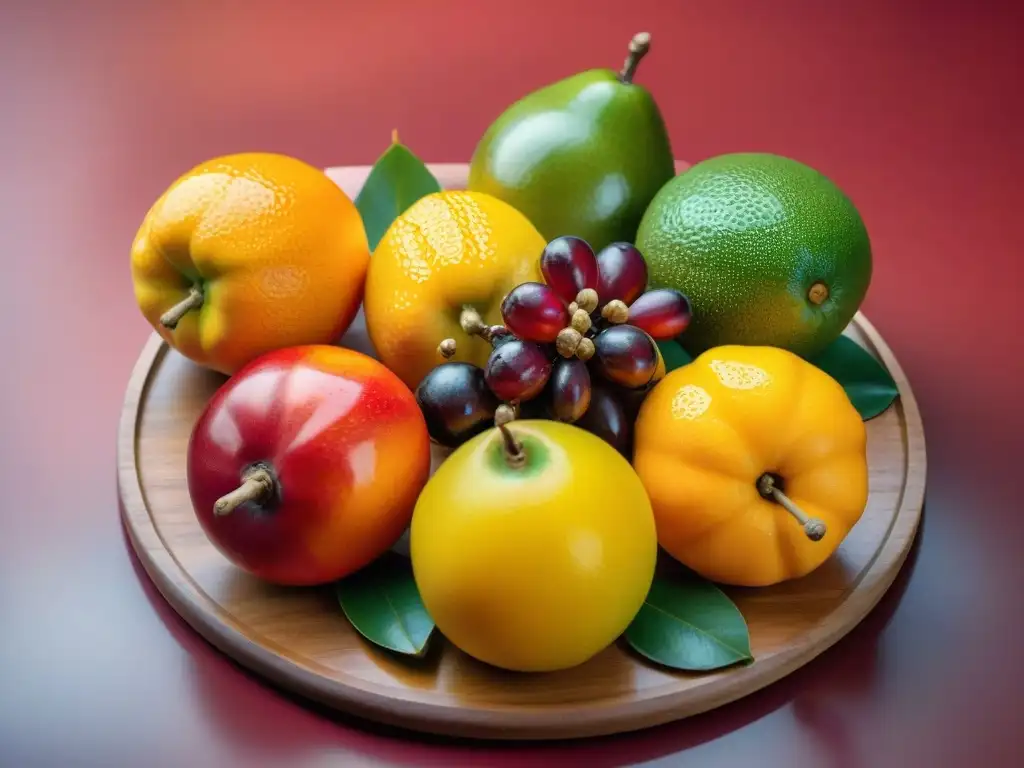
187;345;431;586
131;152;371;375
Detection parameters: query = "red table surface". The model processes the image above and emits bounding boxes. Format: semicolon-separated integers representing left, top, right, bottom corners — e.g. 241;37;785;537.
1;1;1021;766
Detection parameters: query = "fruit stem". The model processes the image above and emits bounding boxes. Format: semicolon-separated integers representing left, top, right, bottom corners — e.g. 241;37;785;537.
808;281;830;305
575;336;596;361
570;308;593;334
214;466;275;517
391;128;400;145
160;285;204;329
619;32;652;84
459;305;488;337
495;403;517;426
438;338;457;359
756;473;827;541
575;288;599;314
556;327;583;358
601;300;630;324
497;422;526;469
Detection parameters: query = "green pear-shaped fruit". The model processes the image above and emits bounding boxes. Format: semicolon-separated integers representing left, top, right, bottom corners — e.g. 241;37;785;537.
468;33;675;253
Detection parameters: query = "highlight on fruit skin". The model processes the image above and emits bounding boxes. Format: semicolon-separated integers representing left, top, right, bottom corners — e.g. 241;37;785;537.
500;282;569;342
186;344;432;587
635;151;872;359
540;236;600;303
409;419;659;672
626;289;692;339
415;361;500;448
362;189;547;391
595;242;648;308
632;343;869;587
130;152;371;376
410;232;695;454
485;338;553;402
466;31;675;253
549;358;592;423
591;324;659;389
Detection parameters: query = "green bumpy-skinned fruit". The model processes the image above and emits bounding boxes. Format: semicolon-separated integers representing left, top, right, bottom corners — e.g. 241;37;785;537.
636;153;872;359
468;35;675;254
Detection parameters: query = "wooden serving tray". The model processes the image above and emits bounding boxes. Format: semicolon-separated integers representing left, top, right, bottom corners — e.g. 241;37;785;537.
117;164;926;741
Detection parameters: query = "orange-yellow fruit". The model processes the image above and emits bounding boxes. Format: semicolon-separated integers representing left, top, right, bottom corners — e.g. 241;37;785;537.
633;344;868;587
363;190;546;390
130;152;370;375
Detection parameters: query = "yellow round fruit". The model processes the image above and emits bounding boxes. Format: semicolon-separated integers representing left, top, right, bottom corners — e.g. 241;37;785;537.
363;190;546;390
410;420;657;672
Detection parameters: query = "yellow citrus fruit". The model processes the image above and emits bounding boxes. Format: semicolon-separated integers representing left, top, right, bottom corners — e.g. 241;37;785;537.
410;420;657;672
363;190;546;389
130;152;370;375
633;345;868;587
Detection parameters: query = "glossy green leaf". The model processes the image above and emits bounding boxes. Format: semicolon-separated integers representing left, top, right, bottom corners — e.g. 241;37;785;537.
810;334;900;420
625;571;752;672
336;552;435;657
355;135;442;251
657;340;692;374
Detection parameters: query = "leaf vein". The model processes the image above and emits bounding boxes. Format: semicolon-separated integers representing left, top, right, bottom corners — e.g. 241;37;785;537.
379;584;416;653
643;600;750;660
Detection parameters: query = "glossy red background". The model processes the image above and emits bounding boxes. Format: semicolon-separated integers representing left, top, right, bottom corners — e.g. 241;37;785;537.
1;1;1021;766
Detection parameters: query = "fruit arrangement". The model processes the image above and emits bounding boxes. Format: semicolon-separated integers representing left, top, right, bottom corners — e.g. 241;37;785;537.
414;235;692;456
129;32;901;676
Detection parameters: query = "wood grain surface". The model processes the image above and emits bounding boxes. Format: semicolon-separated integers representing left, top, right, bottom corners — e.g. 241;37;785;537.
116;164;926;741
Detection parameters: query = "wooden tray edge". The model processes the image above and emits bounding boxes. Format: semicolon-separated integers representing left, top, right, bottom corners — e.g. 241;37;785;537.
116;309;926;741
117;157;927;739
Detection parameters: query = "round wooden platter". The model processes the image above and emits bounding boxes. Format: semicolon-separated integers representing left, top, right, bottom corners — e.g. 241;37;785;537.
118;163;927;741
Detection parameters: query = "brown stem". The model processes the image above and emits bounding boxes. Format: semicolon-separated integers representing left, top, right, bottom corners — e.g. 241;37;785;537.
556;327;583;358
160;285;204;329
497;422;526;468
577;335;598;360
619;32;652;84
807;281;830;305
576;336;596;361
575;288;599;314
601;299;630;324
214;466;275;517
459;305;488;337
757;474;827;541
494;403;516;426
437;338;457;359
570;308;592;334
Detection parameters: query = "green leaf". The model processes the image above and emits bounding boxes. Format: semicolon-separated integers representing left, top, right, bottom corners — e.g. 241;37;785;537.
336;552;435;657
657;340;692;373
625;571;752;672
354;134;442;251
810;335;900;420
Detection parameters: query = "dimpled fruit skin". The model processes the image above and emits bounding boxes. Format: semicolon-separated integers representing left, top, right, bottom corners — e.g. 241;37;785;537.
364;190;546;390
633;344;868;587
131;153;370;375
636;153;872;359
